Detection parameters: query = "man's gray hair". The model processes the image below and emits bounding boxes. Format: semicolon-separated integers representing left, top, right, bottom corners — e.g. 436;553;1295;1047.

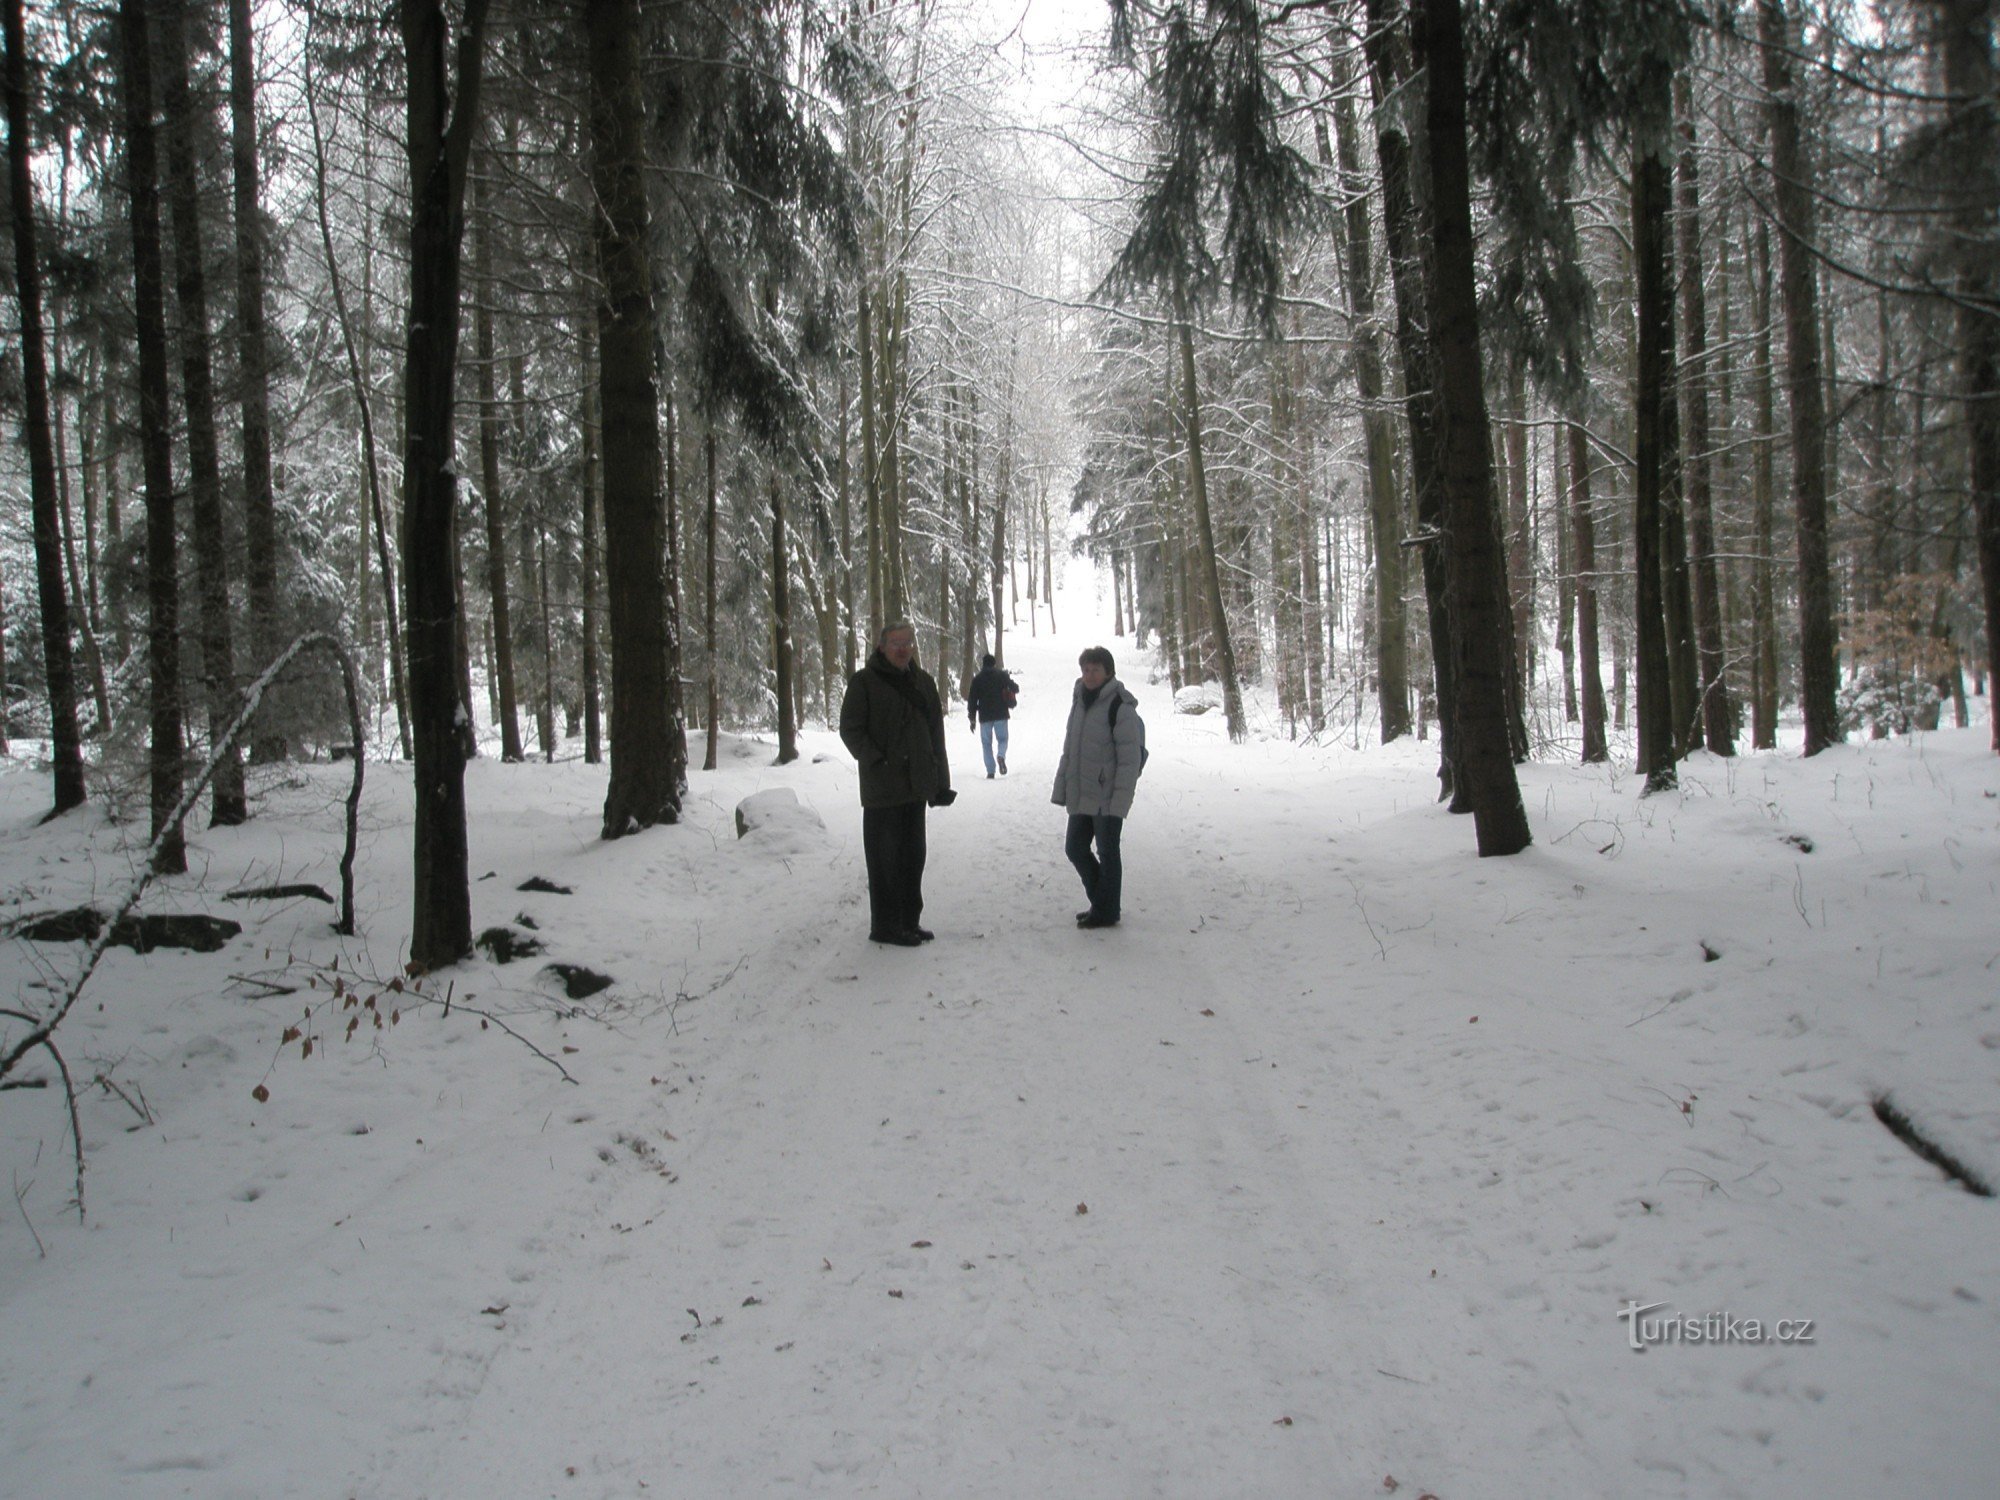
878;620;916;646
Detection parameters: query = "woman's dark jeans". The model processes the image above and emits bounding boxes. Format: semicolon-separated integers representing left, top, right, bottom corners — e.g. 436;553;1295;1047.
1064;813;1123;921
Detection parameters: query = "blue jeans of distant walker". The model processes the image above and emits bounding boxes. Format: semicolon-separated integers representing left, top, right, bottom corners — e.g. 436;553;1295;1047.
979;720;1010;776
1065;813;1123;922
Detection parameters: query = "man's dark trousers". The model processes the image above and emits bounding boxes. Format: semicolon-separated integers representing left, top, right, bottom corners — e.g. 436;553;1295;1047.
863;801;927;934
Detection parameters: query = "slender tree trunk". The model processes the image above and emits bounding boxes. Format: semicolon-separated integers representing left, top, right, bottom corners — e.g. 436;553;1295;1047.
1613;623;1629;731
0;564;9;750
1503;367;1532;689
883;271;912;622
1362;0;1457;799
660;395;689;781
1149;424;1186;693
1269;364;1301;734
1940;0;2000;751
989;346;1014;665
1181;518;1202;686
229;0;282;762
1632;80;1680;792
1114;545;1129;636
772;468;798;764
5;0;85;814
838;366;857;676
1556;430;1577;723
858;284;884;639
98;348;131;668
52;361;111;738
536;524;555;761
1759;0;1843;754
1656;204;1699;761
587;0;679;833
704;426;720;772
871;262;910;623
1752;218;1780;748
400;0;490;966
1173;279;1247;742
472;169;522;761
160;0;245;826
1041;487;1056;633
1569;421;1609;762
579;317;603;764
1676;80;1735;756
1298;439;1326;732
1330;71;1408;740
1022;489;1038;637
77;354;109;673
306;40;410;758
1715;203;1745;709
119;0;184;869
1500;367;1532;760
1419;0;1530;853
665;396;685;693
959;391;980;684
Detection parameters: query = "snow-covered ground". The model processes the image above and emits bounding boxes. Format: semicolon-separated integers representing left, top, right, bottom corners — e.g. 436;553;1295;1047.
2;583;1997;1500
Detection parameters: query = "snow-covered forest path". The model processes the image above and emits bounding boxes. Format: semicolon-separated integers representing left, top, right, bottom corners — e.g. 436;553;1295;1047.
4;596;1998;1499
387;621;1470;1497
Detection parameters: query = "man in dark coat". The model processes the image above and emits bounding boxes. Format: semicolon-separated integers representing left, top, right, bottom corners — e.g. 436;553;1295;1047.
839;621;954;946
965;653;1019;778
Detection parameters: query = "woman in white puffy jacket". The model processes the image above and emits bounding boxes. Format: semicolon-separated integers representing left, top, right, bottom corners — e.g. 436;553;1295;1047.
1051;645;1145;928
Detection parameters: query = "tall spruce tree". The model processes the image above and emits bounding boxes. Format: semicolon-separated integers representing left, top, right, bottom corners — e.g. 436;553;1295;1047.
1103;0;1316;745
119;0;187;873
159;0;246;826
229;0;282;761
4;0;86;817
1419;0;1532;853
589;0;678;835
1758;0;1843;756
400;0;491;966
1362;0;1460;800
1932;0;2000;751
1632;58;1681;792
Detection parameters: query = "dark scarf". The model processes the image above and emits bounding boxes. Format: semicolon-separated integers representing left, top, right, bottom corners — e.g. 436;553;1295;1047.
1080;683;1103;711
871;651;929;712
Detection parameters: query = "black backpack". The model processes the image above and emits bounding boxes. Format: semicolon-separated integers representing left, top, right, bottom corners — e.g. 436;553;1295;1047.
1107;693;1149;771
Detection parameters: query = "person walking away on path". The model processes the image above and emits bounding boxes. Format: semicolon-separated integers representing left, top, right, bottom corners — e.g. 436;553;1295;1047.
1052;645;1145;929
966;653;1019;778
840;621;955;946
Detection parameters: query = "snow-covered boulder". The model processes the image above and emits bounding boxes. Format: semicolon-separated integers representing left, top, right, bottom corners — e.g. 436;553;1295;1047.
1173;681;1223;716
733;788;826;848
